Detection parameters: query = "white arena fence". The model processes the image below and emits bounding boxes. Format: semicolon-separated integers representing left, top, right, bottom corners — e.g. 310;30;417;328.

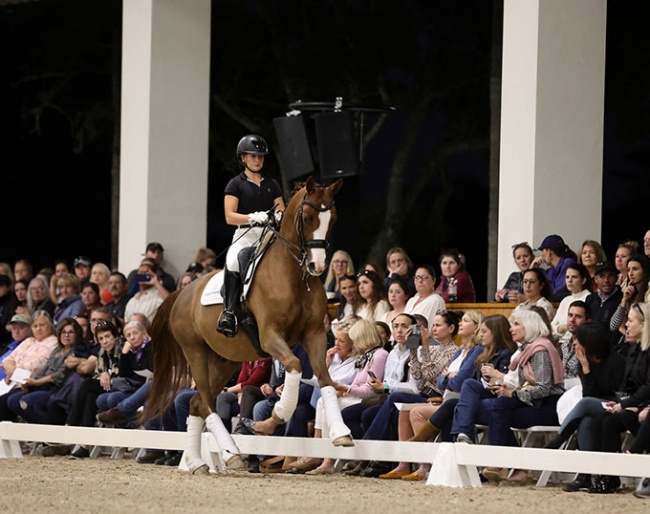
0;421;647;488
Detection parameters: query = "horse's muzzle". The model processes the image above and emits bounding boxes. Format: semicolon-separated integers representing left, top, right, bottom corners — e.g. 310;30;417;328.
307;262;325;276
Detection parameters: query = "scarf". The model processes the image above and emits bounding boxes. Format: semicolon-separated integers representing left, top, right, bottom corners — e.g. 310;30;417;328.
355;345;383;370
509;337;564;385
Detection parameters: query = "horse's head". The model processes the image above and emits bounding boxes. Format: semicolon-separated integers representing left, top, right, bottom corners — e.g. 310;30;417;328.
285;176;343;276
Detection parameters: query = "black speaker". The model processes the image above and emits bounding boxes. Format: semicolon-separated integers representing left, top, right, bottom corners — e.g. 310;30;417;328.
273;115;314;180
314;111;360;179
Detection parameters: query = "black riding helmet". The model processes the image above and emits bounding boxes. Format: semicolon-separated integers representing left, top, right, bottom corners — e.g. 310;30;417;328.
236;134;269;157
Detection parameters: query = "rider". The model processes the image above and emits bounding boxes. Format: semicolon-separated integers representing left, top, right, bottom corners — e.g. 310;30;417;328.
217;134;286;337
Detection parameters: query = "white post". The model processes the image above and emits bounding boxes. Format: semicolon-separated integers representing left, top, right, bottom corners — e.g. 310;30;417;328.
497;0;607;286
118;0;211;278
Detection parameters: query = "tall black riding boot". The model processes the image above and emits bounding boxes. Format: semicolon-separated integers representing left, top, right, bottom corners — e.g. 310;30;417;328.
544;417;580;449
217;270;241;337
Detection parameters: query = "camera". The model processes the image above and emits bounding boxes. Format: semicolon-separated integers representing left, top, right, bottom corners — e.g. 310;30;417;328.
135;273;151;283
405;323;421;350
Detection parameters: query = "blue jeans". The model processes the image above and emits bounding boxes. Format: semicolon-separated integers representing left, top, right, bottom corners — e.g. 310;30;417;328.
488;395;560;447
560;396;608;451
451;379;496;440
363;392;427;441
173;389;197;432
96;391;130;412
117;382;151;417
8;390;52;424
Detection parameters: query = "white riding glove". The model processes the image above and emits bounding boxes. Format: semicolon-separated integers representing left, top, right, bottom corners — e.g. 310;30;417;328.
274;210;283;224
248;211;269;226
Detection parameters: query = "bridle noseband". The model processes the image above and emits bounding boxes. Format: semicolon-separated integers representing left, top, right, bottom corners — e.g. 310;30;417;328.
296;193;334;253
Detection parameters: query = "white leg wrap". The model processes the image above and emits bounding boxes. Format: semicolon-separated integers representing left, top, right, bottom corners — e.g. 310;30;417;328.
272;369;301;423
185;415;206;472
321;385;352;441
205;412;240;464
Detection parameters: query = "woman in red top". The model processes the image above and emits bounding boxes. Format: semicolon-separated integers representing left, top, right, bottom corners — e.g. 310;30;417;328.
435;249;476;303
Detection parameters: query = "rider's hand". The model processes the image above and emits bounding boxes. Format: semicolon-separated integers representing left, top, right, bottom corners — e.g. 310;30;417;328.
274;210;283;225
248;211;269;226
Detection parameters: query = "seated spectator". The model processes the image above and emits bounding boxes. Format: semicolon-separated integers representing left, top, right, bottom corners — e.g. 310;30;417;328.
66;320;123;459
586;303;650;494
305;319;387;475
614;240;638;288
578;240;607;280
0;314;33;381
7;318;80;425
13;259;34;283
435;249;476;303
360;261;385;281
0;262;14;282
104;272;130;324
382;277;411;333
26;277;55;316
53;273;84;324
176;271;198;291
551;263;592;337
324;250;355;301
356;269;390;323
126;242;176;294
13;278;30;316
478;308;564;485
78;282;103;319
512;268;555;319
610;255;650;342
405;265;445;330
73;256;92;288
543;321;626;492
48;259;71;305
214;358;272;433
375;321;392;351
0;310;58;421
379;310;484;481
0;275;16;349
495;242;534;303
384;247;415;296
124;259;168;323
585;261;623;332
556;301;591;388
90;262;113;304
533;234;577;302
331;275;362;331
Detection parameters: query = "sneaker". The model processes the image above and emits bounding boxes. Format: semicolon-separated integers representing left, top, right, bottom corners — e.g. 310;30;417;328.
42;444;71;457
634;477;650;499
482;467;509;482
69;447;90;460
96;407;126;426
456;433;473;444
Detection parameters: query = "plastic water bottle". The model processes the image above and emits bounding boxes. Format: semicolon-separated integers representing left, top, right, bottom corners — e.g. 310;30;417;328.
448;278;458;302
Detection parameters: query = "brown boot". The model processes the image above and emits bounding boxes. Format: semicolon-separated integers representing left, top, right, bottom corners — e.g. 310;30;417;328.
408;421;439;442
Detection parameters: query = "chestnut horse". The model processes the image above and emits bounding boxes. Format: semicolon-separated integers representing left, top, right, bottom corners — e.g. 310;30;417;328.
143;177;352;475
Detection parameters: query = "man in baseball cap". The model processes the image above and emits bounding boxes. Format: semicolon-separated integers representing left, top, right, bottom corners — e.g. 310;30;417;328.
127;242;176;294
1;313;33;381
585;261;623;331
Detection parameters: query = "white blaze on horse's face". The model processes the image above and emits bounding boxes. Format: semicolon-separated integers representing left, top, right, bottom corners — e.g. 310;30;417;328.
307;205;331;276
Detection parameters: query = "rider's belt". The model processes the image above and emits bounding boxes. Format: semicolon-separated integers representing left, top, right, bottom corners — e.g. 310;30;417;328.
237;224;252;229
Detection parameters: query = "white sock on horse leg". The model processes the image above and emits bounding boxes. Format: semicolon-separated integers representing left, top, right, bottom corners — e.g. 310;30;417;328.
205;412;240;463
185;415;206;471
272;370;301;423
321;385;352;441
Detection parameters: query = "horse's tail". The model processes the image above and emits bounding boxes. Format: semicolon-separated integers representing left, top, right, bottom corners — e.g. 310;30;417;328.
140;290;189;425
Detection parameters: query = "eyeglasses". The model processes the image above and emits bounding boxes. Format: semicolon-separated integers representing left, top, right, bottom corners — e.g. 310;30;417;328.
357;270;375;278
60;330;76;336
94;320;114;329
332;260;348;265
414;275;431;281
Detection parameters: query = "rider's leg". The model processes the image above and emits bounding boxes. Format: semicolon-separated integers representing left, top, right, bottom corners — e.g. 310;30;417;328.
217;245;242;336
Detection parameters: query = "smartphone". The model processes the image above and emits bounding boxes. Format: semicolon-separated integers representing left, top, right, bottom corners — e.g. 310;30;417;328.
135;273;151;283
405;324;421;350
368;370;377;380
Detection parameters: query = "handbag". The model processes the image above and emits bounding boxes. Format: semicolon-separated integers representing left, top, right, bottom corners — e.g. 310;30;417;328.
110;377;141;394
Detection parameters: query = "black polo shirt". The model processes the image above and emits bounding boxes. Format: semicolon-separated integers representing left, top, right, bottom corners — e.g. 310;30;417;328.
224;172;283;214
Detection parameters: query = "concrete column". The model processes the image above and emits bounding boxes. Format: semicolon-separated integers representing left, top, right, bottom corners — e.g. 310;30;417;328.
118;0;211;279
497;0;607;287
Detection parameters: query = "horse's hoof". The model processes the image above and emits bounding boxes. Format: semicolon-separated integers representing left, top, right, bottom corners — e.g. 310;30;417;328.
225;454;247;471
332;435;354;447
190;464;211;476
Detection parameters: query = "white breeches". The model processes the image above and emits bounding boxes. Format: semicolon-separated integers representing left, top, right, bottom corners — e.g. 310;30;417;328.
226;227;263;272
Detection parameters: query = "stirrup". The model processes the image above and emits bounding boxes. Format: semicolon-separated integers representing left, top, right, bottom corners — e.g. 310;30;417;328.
217;310;238;337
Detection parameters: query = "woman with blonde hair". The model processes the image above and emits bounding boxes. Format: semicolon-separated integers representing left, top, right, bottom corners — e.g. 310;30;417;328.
53;273;84;324
614;240;638;287
90;262;113;304
306;318;388;475
324;250;355;300
26;277;55;316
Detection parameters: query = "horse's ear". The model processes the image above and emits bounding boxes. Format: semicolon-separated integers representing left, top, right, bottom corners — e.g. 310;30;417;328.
328;178;343;196
305;176;316;194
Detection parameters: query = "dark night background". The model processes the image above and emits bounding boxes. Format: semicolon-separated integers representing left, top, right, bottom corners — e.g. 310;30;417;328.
1;0;650;302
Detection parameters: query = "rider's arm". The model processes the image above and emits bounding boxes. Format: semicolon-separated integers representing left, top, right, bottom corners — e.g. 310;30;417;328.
273;196;286;213
224;195;250;226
